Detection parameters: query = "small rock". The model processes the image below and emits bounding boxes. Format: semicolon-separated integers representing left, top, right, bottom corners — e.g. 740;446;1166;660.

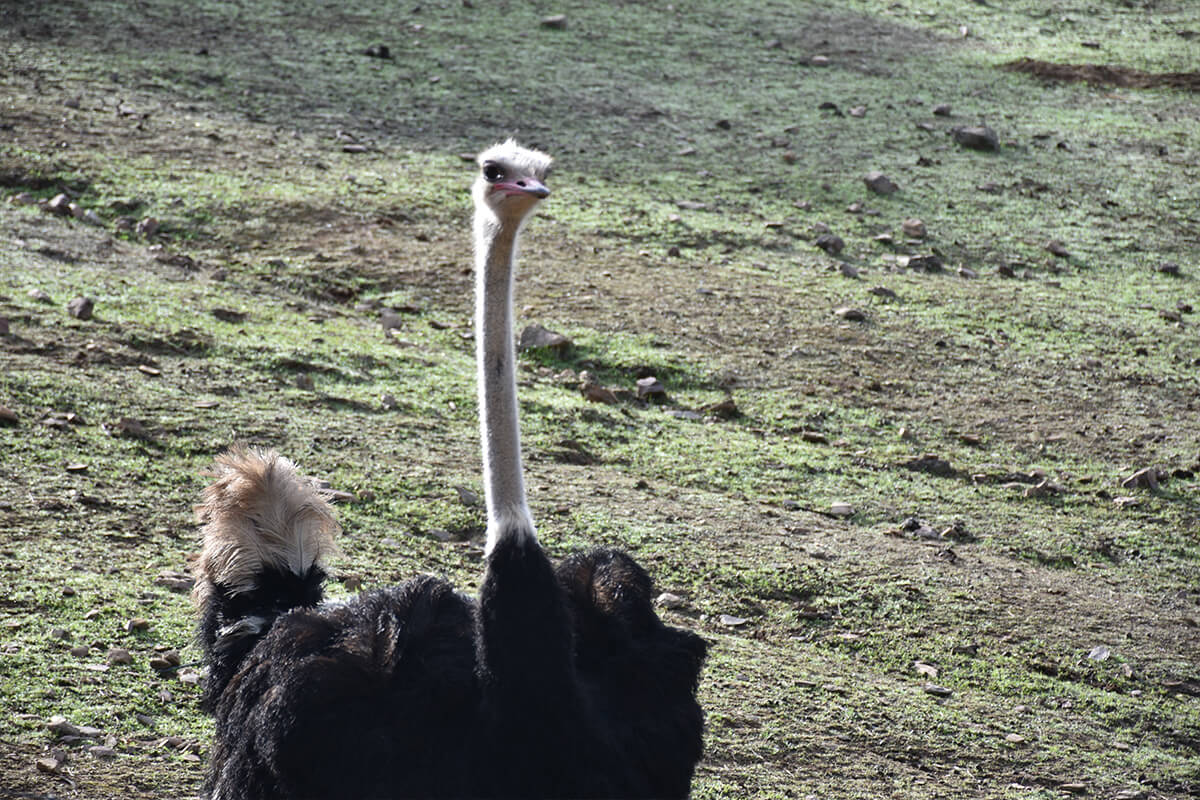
88;745;117;759
666;245;682;257
1158;309;1181;323
913;661;939;679
953;125;1000;151
342;144;369;154
178;667;202;686
863;171;899;195
1004;733;1026;744
868;286;897;301
814;233;844;256
957;266;977;279
111;418;150;440
518;324;572;354
718;614;749;627
1113;496;1142;509
810;55;830;66
107;647;133;665
1121;467;1160;491
540;14;567;29
581;383;618;405
848;105;867;117
700;397;739;419
635;376;667;402
800;431;828;444
656;592;685;610
67;296;95;320
295;373;315;391
578;372;617;404
923;683;953;698
70;645;89;657
155;571;194;593
380;394;399;410
1154;261;1181;276
902;454;954;476
932;103;952;116
1044;239;1070;258
829;502;854;517
906;254;944;273
1087;645;1111;661
125;617;150;632
9;191;36;205
454;486;479;507
46;193;72;215
834;306;866;322
136;217;159;237
47;716;81;737
36;756;64;774
1058;784;1087;795
0;317;8;336
839;263;860;279
0;406;17;426
901;218;926;239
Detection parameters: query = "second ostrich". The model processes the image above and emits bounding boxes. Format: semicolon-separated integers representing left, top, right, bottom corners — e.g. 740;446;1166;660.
194;140;707;799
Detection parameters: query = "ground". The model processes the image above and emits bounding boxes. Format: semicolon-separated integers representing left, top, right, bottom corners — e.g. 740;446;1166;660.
0;1;1198;798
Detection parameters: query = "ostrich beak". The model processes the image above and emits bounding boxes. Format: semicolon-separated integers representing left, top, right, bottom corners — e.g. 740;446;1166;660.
498;178;550;199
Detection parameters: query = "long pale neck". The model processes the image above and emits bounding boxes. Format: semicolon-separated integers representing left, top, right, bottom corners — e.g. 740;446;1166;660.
475;211;536;554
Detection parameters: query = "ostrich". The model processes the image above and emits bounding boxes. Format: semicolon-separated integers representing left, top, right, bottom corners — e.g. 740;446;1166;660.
193;140;707;799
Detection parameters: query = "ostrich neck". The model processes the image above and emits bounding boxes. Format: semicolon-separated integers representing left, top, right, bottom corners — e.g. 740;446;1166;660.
475;212;536;553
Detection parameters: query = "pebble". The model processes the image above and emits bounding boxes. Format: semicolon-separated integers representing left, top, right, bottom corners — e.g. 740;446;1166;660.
36;756;64;774
107;647;133;665
833;306;866;322
635;376;666;401
136;217;159;237
953;125;1000;151
901;218;926;239
1004;733;1027;744
1121;467;1160;491
814;233;844;256
1044;239;1070;258
67;296;95;320
540;14;567;29
46;193;71;215
518;324;571;354
932;103;952;116
829;502;854;517
863;171;899;195
70;645;90;658
868;286;897;300
125;617;150;632
718;614;749;627
923;683;953;698
656;592;685;609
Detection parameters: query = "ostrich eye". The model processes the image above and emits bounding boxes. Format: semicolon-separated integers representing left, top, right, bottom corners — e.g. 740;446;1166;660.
482;163;504;183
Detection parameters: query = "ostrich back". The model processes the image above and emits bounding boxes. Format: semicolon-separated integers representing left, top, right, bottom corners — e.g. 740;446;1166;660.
205;548;705;800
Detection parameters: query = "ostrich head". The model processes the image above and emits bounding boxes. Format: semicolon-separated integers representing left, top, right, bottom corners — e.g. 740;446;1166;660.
472;139;553;227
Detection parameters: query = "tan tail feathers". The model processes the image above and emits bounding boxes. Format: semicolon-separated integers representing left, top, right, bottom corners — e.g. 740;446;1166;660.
193;446;341;606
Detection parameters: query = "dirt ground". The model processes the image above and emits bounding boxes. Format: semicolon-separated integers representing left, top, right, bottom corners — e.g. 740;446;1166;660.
2;2;1198;799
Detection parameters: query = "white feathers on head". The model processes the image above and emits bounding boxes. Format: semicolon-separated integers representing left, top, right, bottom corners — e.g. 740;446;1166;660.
476;138;553;181
192;446;341;606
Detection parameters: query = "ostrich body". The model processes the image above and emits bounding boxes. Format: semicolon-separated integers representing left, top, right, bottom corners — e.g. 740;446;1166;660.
194;141;707;799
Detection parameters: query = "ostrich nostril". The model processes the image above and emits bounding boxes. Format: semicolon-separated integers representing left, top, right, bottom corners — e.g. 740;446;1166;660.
516;180;526;187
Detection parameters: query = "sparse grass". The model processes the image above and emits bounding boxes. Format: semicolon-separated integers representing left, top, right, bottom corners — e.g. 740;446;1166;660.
2;1;1199;798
